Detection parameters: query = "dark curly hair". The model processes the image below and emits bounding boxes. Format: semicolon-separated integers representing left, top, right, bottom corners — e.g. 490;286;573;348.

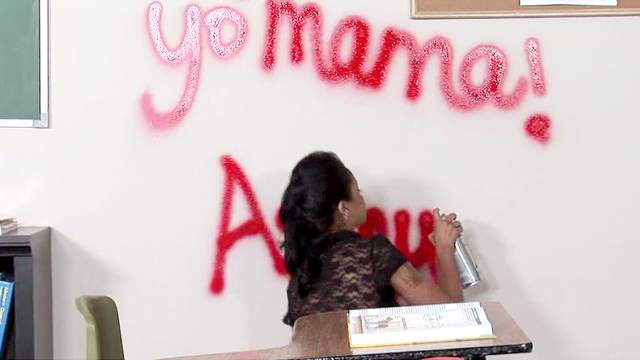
279;151;354;297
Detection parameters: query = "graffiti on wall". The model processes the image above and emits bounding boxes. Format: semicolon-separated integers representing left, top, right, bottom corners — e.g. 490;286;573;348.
142;4;248;128
142;0;551;143
139;1;555;294
210;155;441;294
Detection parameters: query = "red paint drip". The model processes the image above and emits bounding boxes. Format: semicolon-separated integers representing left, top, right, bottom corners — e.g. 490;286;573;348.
209;156;286;294
417;210;438;279
525;114;551;144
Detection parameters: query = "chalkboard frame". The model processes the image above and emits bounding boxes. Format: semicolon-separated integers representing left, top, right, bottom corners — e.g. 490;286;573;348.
0;0;49;128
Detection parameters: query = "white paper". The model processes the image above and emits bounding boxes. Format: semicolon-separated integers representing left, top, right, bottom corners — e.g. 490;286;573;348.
520;0;617;6
348;302;494;348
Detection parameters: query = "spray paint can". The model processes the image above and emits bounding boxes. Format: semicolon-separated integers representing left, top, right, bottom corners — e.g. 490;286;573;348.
453;236;481;288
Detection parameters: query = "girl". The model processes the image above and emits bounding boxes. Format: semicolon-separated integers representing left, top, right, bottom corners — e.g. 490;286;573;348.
280;152;464;326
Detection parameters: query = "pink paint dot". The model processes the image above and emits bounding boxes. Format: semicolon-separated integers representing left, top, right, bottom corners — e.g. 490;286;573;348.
525;113;551;144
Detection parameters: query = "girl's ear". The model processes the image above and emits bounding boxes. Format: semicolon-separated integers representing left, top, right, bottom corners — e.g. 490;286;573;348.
338;200;351;218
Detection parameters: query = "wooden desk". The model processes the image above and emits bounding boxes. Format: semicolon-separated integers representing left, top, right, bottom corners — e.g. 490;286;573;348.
163;302;532;360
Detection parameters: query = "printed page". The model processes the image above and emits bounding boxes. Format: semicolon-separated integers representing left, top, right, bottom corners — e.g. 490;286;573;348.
351;302;491;334
360;308;484;333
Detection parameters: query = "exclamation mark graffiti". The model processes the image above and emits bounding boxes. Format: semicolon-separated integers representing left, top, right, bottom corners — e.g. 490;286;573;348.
527;38;546;96
524;38;551;144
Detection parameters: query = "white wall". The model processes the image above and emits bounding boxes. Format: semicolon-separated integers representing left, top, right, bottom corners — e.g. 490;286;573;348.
1;0;639;359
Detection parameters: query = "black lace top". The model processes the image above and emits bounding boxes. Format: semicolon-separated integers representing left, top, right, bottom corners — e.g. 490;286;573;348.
283;230;407;326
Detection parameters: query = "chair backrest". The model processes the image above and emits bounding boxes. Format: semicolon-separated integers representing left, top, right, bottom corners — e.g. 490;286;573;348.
75;296;125;360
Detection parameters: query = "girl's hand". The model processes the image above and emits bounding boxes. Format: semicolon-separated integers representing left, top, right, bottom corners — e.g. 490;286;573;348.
430;208;463;252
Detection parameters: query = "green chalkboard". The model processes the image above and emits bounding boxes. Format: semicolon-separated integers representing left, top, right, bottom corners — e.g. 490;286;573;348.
0;0;46;127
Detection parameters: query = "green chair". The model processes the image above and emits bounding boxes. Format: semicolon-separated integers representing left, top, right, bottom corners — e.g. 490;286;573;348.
75;296;125;360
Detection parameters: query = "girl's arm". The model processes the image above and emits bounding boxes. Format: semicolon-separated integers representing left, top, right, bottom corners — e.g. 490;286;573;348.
390;208;464;304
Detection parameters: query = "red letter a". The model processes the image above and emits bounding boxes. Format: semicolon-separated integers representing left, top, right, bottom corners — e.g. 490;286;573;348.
209;155;286;294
